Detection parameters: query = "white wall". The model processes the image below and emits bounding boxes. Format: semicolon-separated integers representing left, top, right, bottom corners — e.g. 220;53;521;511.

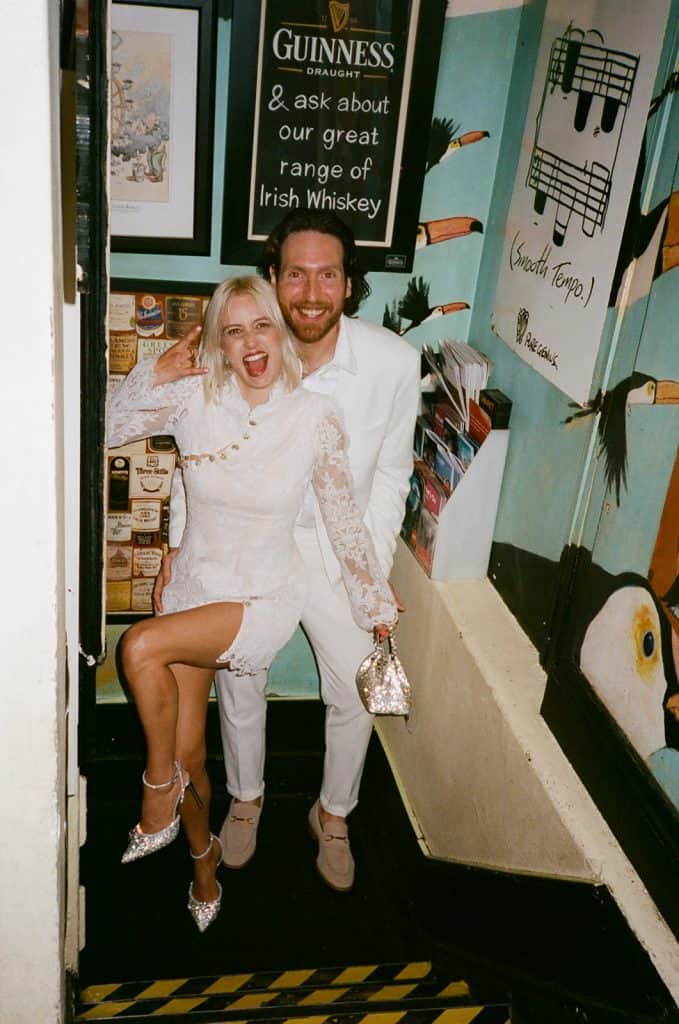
0;2;67;1021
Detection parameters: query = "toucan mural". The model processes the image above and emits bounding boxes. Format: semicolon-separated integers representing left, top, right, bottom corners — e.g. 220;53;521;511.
490;541;679;814
573;556;679;812
388;115;489;336
563;372;679;505
609;71;679;308
426;116;490;173
579;577;678;753
383;276;469;335
416;216;483;249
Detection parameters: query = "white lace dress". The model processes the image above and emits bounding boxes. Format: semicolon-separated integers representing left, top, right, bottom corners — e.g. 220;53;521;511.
107;358;397;675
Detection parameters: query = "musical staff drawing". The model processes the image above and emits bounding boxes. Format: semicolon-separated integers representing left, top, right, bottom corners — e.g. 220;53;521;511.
525;24;639;245
527;146;610;245
548;31;638;134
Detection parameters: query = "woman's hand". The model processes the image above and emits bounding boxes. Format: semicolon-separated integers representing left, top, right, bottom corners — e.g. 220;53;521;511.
374;622;397;642
153;548;179;614
153;326;207;385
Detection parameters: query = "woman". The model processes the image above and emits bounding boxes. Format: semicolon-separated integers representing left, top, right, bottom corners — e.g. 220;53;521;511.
107;276;397;931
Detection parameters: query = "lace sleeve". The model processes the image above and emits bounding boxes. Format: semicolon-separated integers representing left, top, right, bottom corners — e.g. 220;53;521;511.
107;357;194;448
312;411;398;632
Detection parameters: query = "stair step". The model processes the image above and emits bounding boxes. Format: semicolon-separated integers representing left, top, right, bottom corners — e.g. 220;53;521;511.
76;1003;510;1024
76;961;509;1023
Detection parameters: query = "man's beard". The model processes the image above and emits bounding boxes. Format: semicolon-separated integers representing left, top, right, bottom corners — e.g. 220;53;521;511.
285;305;343;345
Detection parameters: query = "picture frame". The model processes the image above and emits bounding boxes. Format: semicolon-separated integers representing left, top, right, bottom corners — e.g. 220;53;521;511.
221;0;446;271
110;0;216;255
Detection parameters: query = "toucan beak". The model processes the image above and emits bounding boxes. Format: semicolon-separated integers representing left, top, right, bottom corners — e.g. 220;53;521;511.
416;217;483;248
443;130;490;160
654;379;679;404
440;301;470;314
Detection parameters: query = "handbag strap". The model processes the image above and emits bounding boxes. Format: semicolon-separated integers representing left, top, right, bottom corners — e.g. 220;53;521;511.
383;625;399;659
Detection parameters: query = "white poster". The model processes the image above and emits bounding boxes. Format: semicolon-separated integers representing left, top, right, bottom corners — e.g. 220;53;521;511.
493;0;669;405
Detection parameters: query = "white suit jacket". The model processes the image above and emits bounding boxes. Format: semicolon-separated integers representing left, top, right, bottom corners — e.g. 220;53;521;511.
168;314;420;582
308;315;420;581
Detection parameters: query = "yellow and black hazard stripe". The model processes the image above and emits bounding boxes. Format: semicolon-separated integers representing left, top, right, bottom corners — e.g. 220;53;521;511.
77;1003;508;1023
77;961;509;1022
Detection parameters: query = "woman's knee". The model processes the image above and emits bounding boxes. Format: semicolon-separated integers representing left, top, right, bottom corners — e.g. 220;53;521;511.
119;619;158;675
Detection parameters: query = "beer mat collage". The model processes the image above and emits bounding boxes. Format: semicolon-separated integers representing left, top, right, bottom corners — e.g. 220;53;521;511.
106;288;210;614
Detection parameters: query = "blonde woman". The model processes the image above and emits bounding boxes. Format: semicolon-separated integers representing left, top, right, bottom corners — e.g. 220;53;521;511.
107;276;397;931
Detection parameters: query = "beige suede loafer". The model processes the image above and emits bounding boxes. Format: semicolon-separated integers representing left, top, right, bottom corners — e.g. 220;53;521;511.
219;798;262;869
308;799;354;891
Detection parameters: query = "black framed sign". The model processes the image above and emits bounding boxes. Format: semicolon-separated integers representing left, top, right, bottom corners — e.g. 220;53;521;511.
110;0;216;255
221;0;446;271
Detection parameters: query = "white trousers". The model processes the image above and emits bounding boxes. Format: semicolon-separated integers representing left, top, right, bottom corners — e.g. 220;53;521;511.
214;526;375;817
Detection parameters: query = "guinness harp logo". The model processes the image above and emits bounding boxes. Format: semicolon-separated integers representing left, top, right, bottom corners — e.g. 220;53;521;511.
329;1;350;33
516;307;529;346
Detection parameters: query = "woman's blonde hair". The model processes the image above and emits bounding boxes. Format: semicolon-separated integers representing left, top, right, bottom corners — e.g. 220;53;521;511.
199;276;300;402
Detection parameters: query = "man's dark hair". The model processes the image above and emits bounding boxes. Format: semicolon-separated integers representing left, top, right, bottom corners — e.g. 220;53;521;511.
259;209;370;316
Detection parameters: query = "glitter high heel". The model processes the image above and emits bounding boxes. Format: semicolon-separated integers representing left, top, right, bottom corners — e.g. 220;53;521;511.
121;760;203;864
187;835;223;933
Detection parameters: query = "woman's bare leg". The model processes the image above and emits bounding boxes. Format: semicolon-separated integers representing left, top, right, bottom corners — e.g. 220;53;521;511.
172;662;223;901
119;602;243;853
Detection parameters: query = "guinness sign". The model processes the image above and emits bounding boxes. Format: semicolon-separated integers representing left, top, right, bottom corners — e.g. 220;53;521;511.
222;0;446;270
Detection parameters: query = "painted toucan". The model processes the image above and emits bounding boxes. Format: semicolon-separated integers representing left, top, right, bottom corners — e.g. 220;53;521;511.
426;116;490;173
564;372;679;505
416;216;483;248
383;276;469;336
580;582;673;760
569;552;679;751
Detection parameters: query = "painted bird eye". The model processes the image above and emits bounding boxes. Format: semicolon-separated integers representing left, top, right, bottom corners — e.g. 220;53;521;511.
642;630;655;658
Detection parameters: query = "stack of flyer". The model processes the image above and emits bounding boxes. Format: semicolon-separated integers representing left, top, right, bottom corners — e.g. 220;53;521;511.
401;342;511;575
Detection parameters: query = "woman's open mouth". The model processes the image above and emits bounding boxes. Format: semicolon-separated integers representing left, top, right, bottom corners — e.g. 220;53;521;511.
243;352;269;378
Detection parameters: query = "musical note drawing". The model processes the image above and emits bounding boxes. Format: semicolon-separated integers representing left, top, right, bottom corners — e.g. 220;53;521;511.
528;147;610;245
526;23;639;246
548;28;638;135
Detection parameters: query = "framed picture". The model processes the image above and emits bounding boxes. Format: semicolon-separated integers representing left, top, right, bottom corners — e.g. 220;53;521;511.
110;0;216;255
221;0;446;271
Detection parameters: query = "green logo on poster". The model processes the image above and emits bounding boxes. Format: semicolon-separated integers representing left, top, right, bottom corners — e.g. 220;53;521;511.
329;1;350;33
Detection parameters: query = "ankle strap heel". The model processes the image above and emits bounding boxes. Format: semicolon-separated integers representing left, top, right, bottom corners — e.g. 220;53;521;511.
122;761;200;864
190;834;217;860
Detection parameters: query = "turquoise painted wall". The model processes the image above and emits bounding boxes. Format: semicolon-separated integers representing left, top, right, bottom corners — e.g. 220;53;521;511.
469;1;679;581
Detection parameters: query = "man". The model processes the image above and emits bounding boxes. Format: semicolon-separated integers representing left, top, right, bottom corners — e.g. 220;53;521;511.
156;210;420;890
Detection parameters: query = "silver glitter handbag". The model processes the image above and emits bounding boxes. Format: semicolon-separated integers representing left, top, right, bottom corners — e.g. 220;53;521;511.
356;626;411;716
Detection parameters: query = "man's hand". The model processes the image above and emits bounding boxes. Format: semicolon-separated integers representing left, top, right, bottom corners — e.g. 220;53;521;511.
154;326;207;386
153;548;179;614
